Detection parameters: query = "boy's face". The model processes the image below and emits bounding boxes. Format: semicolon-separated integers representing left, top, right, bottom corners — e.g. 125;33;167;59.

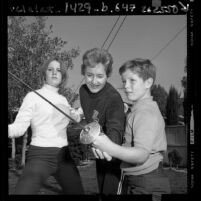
121;69;152;102
84;63;107;93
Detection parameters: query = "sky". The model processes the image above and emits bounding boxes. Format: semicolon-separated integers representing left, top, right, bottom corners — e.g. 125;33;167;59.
45;15;187;102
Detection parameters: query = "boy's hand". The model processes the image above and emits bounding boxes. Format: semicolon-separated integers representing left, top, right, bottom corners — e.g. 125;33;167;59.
92;133;112;150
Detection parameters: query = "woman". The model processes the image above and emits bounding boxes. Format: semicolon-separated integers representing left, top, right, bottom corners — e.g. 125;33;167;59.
8;56;84;194
79;48;126;195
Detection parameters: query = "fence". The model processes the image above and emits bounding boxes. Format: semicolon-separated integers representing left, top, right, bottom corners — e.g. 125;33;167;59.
163;125;187;167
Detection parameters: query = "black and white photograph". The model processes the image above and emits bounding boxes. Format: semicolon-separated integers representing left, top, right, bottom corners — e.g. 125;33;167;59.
4;0;197;201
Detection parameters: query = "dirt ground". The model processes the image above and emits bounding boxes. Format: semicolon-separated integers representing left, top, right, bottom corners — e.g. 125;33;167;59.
8;159;187;195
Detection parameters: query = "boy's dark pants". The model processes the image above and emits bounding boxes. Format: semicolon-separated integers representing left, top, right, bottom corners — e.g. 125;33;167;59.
121;163;171;200
96;158;121;195
14;145;84;194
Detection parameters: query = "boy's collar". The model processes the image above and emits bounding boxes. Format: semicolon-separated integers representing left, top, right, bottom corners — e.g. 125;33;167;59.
131;96;153;111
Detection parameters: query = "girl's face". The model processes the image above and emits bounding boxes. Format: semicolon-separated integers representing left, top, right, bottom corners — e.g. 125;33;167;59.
84;63;107;93
45;60;62;87
121;69;152;102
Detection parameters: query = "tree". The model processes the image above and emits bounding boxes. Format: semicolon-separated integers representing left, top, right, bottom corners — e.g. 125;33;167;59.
60;87;79;105
166;86;180;125
8;16;80;165
181;63;188;124
8;16;80;111
181;65;187;92
151;84;168;116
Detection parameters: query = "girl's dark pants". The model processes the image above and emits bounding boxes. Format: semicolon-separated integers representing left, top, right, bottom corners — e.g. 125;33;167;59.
96;158;121;195
14;145;84;194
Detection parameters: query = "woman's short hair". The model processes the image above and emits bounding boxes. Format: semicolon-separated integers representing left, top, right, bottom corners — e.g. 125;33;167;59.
40;56;68;90
119;58;156;84
81;48;113;77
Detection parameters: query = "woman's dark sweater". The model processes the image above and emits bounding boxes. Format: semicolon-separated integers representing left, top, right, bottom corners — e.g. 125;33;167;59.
79;82;125;145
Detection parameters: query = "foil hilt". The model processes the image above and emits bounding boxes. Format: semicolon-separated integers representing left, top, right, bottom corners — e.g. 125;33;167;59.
80;121;101;144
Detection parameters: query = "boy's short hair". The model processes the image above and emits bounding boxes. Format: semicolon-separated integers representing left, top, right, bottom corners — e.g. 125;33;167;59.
119;58;156;84
81;48;113;77
40;56;68;89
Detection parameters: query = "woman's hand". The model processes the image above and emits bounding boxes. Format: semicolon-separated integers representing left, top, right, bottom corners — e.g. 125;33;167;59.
91;147;112;161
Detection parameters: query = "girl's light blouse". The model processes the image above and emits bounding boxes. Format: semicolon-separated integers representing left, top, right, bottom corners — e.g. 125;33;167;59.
8;84;82;148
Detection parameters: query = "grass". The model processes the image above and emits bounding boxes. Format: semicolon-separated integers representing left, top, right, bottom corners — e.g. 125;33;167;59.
8;159;187;195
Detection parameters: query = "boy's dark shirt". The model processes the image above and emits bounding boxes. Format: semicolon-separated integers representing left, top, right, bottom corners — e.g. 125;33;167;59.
79;82;125;145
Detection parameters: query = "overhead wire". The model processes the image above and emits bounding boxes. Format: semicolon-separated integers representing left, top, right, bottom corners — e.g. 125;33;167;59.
150;25;186;61
106;16;127;50
101;16;121;49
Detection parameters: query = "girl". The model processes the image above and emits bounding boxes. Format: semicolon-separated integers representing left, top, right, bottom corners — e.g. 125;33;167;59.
8;56;84;194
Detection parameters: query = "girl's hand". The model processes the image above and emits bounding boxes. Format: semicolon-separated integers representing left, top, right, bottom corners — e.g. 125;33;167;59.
69;107;82;122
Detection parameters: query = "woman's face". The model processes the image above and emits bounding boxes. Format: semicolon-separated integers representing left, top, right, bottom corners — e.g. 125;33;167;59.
84;63;107;93
45;60;62;87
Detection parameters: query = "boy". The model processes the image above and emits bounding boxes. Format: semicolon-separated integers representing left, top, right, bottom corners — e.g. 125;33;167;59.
93;58;171;200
